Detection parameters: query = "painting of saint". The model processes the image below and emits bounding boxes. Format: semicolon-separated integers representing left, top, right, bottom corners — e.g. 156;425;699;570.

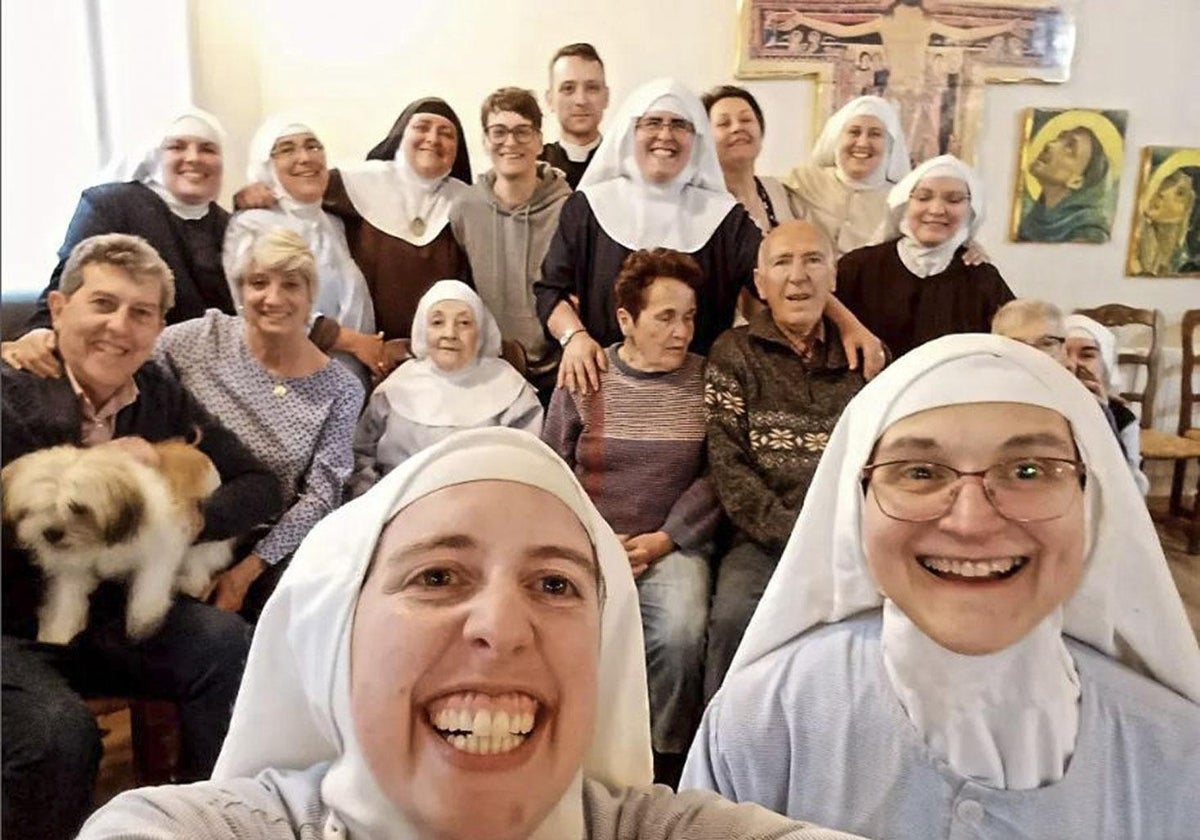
1011;108;1127;244
1127;146;1200;277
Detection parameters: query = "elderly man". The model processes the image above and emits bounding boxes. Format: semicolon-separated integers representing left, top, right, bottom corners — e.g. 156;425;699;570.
704;220;867;699
540;42;609;189
1017;126;1111;243
1;233;281;840
991;297;1067;361
451;86;572;401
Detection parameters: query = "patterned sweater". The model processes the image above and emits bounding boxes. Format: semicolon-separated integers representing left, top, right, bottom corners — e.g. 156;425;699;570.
543;346;719;551
705;312;865;553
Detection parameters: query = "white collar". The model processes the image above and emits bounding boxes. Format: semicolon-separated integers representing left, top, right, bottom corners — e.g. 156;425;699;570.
339;154;468;246
558;135;601;162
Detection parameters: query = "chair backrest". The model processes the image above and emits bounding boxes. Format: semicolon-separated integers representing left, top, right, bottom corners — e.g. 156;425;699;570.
1181;309;1199;434
1073;304;1161;429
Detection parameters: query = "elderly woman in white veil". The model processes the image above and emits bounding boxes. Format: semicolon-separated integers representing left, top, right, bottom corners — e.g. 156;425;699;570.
683;333;1200;840
225;115;383;385
535;78;884;396
79;427;866;840
2;107;233;374
351;280;542;495
783;95;911;258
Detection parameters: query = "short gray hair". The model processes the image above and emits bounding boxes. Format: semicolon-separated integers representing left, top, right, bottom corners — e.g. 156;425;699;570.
235;227;317;298
60;233;175;314
991;298;1064;336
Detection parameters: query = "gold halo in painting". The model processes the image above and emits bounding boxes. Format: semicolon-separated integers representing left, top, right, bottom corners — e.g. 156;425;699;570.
1023;110;1124;201
1139;149;1200;212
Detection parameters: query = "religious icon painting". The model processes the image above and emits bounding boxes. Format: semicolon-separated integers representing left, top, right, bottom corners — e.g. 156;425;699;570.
1126;146;1200;277
734;0;1077;166
1010;107;1128;244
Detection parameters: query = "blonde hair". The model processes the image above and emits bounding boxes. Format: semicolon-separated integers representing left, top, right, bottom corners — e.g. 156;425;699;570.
235;228;317;298
60;233;175;313
991;298;1065;337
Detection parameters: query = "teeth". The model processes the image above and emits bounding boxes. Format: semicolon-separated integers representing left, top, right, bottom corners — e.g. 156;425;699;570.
919;556;1025;578
445;732;527;755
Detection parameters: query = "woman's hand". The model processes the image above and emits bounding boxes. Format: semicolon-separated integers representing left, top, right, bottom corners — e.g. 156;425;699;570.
339;328;390;383
840;324;887;380
234;182;277;210
962;239;991;266
1;329;62;377
556;331;607;395
210;554;267;613
618;531;674;579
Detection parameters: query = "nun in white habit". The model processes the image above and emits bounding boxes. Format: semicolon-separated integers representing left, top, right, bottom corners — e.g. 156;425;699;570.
3;107;234;374
834;154;1014;359
535;78;883;395
783;95;910;258
79;427;867;840
351;280;542;495
682;333;1200;840
224;115;381;384
1063;313;1150;496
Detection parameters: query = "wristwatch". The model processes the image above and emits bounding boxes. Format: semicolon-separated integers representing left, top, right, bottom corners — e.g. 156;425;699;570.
559;327;584;348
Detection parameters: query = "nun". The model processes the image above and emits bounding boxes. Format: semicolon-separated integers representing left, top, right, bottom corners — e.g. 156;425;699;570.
3;107;233;375
225;116;382;384
79;427;868;840
351;280;542;495
835;154;1014;359
1063;313;1150;495
682;333;1200;840
535;78;882;395
783;95;911;258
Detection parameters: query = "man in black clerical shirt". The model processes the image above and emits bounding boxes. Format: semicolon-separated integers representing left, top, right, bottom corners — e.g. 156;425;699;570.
540;42;610;189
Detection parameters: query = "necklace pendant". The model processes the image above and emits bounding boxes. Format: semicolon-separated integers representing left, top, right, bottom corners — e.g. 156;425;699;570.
273;383;288;397
411;216;426;237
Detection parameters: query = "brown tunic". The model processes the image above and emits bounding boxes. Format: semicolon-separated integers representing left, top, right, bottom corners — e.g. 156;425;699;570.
323;169;472;339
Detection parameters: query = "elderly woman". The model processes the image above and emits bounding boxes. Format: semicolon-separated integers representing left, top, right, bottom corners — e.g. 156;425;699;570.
2;108;234;374
154;228;364;617
352;280;541;494
239;98;474;341
702;85;803;233
783;95;910;258
836;154;1014;359
683;334;1200;839
1063;313;1150;495
536;78;883;395
225;116;383;384
543;248;719;785
78;428;866;840
991;298;1067;361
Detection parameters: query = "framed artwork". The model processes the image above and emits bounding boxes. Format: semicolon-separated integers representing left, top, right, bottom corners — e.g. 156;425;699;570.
734;0;1076;165
1010;107;1127;244
1126;146;1200;277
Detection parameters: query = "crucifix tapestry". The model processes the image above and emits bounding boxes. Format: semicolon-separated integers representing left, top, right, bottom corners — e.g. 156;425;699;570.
736;0;1076;166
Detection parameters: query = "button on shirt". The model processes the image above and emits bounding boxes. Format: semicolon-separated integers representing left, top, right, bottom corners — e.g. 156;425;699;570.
66;366;139;446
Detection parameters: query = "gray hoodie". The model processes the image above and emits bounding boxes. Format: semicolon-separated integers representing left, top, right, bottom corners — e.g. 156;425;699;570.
450;161;571;372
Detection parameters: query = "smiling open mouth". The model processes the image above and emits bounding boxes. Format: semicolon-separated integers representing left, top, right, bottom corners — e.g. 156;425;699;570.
917;556;1029;581
427;691;539;755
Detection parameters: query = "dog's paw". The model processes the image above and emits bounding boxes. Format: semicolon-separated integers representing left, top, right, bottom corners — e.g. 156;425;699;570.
36;616;85;646
125;600;170;641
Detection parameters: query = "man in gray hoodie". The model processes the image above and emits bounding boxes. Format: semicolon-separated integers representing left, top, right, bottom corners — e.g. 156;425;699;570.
450;87;572;402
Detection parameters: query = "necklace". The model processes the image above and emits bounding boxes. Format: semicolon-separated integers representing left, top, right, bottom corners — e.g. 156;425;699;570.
411;216;426;237
272;380;288;397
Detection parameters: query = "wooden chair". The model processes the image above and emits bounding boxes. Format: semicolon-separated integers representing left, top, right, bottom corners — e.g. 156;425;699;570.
87;697;180;787
1140;309;1200;554
1073;304;1161;428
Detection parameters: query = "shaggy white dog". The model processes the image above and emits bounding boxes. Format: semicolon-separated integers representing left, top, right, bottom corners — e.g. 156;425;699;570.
2;439;233;644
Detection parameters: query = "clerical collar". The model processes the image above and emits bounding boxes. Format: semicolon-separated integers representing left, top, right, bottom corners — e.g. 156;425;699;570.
558;135;601;163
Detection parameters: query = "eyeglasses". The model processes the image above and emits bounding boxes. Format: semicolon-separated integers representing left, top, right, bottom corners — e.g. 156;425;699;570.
270;139;325;160
635;116;696;137
861;457;1086;523
485;124;539;145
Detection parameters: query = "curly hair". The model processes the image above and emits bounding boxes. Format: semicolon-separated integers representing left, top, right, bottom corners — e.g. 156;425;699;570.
614;248;703;320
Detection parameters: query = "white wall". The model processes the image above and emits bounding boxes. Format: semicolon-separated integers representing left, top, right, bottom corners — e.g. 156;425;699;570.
190;0;1198;339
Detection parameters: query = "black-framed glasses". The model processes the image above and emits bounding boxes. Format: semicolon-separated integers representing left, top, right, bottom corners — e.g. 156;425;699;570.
270;139;325;160
861;457;1086;523
485;124;539;145
635;116;696;137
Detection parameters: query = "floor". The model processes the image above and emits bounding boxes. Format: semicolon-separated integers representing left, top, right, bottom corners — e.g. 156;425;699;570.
92;515;1200;808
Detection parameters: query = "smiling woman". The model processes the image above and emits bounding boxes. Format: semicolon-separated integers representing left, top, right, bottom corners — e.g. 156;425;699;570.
683;333;1200;840
78;427;868;840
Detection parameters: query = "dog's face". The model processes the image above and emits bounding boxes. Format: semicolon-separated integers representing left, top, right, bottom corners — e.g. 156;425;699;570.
2;446;146;559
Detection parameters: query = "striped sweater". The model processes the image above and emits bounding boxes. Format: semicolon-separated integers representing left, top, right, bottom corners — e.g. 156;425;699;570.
543;346;719;550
